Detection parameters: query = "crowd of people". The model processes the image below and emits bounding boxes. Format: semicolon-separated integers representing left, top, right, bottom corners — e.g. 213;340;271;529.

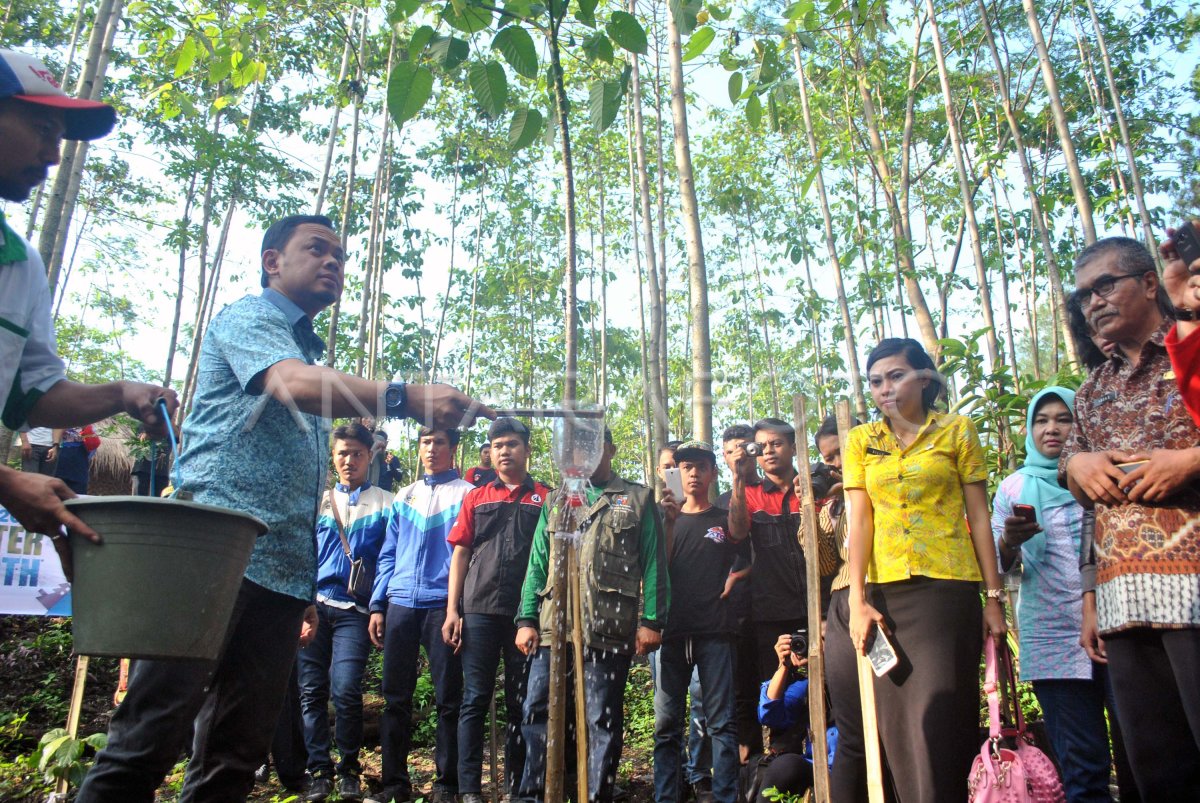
3;46;1200;803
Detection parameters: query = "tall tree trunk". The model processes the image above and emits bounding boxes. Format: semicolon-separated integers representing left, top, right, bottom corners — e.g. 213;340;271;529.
431;123;465;377
314;10;356;215
1022;0;1097;243
325;11;369;368
978;0;1079;366
793;39;868;419
629;0;668;449
41;0;123;296
744;205;780;418
548;11;579;405
162;169;199;388
357;56;394;378
925;0;1001;370
665;1;711;444
1084;0;1154;248
599;175;608;408
652;2;669;414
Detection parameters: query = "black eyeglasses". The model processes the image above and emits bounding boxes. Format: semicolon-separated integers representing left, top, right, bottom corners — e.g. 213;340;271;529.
1074;272;1149;307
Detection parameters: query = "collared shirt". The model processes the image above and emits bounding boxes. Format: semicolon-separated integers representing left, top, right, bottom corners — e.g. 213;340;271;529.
1060;322;1200;633
742;477;807;622
843;412;987;584
0;213;65;430
175;289;329;602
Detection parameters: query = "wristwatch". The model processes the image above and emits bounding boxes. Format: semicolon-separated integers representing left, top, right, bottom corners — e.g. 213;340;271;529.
985;587;1008;603
383;382;408;419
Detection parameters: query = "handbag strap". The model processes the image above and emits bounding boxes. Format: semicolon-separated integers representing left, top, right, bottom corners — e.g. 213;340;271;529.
983;634;1002;739
997;635;1027;735
328;488;354;559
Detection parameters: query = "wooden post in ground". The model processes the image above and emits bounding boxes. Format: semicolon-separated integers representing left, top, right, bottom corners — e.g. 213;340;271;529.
55;654;90;797
569;544;589;803
835;399;886;803
792;393;830;802
544;515;568;803
488;695;499;803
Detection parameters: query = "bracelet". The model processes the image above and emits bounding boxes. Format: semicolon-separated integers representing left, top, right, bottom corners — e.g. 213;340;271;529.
985;587;1007;603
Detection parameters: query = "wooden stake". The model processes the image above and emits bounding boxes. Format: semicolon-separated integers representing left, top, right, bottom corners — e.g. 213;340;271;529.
544;520;568;803
489;694;500;803
792;394;830;802
569;543;589;803
835;400;886;803
55;654;89;797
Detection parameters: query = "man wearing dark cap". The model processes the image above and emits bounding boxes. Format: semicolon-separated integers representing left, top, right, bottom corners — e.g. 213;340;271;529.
653;441;747;803
443;417;551;803
514;427;670;802
77;212;491;802
0;48;176;574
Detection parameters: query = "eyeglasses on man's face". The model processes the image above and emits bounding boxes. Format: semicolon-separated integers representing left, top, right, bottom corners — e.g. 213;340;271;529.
1074;271;1149;307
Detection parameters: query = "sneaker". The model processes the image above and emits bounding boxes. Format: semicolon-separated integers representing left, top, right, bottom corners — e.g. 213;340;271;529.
691;778;715;803
254;764;270;785
306;775;334;802
338;774;363;801
459;795;485;803
365;787;411;803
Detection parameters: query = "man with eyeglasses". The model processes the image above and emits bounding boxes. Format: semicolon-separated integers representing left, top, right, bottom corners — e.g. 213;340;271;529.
1061;236;1200;801
728;418;809;681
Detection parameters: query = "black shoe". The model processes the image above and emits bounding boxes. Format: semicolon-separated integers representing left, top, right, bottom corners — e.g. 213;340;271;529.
365;786;411;803
306;775;334;802
338;774;363;801
691;778;715;803
458;795;485;803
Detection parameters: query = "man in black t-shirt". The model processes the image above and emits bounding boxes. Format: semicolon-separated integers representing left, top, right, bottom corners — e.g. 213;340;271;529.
654;441;748;803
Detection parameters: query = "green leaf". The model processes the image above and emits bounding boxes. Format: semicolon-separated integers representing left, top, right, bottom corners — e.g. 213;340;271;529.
492;26;538;79
443;0;493;33
429;34;470;69
708;4;731;20
582;31;614;64
682;26;715;61
589;79;623;133
575;0;598;26
783;0;813;20
669;0;701;36
606;11;648;55
410;25;435;57
175;36;198;78
745;92;762;128
768;92;780;131
390;0;422;22
387;61;433;127
469;60;509;119
727;71;743;104
508;107;544;150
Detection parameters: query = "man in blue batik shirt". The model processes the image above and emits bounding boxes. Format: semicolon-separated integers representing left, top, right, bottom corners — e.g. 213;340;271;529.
79;215;492;803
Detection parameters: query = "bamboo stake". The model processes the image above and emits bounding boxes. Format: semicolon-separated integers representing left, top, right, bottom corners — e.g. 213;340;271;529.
792;394;830;802
544;516;567;803
489;695;500;803
835;400;885;803
569;543;589;803
54;655;90;797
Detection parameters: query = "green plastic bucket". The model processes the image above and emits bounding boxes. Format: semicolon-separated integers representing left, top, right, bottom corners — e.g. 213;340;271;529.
63;496;267;661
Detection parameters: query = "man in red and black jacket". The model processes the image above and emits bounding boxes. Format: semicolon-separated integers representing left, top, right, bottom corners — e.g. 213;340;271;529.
442;418;550;803
728;418;808;681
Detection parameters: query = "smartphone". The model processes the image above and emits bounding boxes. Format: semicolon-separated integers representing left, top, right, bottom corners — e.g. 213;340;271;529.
1116;460;1148;474
866;628;899;677
663;467;684;501
1012;503;1037;523
1174;221;1200;270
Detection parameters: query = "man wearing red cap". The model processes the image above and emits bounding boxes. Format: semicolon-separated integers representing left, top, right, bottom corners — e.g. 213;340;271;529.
0;48;176;572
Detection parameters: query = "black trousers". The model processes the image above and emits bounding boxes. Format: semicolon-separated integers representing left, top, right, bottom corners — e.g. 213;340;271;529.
1106;627;1200;802
77;579;308;803
826;587;887;803
869;577;981;803
732;616;763;754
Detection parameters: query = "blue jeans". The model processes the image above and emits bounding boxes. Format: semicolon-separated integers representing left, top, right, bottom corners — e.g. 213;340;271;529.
517;646;631;802
1032;677;1112;803
379;603;462;794
297;602;372;777
458;613;530;795
685;668;712;785
77;580;308;803
653;637;739;803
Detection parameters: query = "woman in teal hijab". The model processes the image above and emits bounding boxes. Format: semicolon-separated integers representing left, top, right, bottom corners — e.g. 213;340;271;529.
990;386;1115;803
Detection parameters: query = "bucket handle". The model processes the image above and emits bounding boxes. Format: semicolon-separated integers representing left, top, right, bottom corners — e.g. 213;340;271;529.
157;397;181;493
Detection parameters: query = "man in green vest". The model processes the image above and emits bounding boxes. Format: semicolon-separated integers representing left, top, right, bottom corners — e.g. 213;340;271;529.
513;427;669;801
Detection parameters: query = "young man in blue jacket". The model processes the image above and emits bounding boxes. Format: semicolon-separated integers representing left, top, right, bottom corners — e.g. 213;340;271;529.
368;428;473;803
300;421;394;801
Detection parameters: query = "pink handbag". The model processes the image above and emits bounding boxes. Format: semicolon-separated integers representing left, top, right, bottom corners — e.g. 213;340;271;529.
968;635;1065;803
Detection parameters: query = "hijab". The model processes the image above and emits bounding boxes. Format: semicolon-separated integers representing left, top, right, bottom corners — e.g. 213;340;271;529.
1015;386;1077;562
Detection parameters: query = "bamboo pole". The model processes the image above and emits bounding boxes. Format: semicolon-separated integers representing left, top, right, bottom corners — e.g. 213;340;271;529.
792;394;830;802
835;400;885;803
489;695;500;803
544;513;567;803
54;655;90;797
569;544;589;803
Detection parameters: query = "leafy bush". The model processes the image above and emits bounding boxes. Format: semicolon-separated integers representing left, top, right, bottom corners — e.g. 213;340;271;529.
29;727;107;787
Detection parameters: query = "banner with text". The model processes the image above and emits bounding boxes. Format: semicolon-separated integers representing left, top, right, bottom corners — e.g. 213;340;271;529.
0;504;71;616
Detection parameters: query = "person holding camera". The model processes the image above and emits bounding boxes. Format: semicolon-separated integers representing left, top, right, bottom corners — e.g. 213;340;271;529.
746;632;813;802
653;441;747;803
728;418;808;681
845;338;1006;803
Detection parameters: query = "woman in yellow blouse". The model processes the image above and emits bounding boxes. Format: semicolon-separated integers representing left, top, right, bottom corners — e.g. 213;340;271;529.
844;338;1007;803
